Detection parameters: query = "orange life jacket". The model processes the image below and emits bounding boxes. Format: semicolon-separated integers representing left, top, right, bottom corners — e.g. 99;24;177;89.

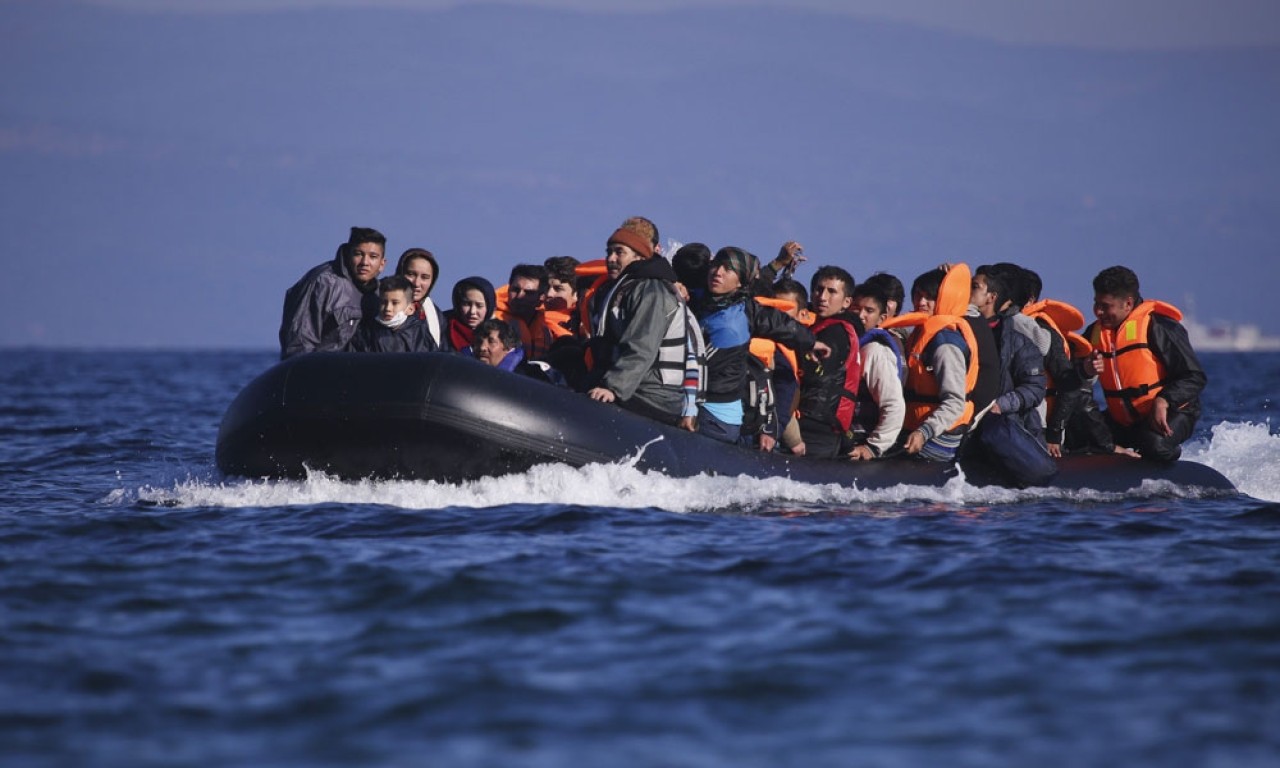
1023;299;1092;416
575;261;609;339
747;296;805;374
541;308;576;339
881;263;979;433
1089;300;1182;426
493;284;553;359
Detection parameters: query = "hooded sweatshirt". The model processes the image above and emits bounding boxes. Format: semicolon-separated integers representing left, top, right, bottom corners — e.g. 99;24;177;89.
444;276;498;355
279;243;379;359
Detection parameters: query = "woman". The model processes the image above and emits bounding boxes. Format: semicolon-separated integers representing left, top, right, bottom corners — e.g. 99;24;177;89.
396;248;448;351
444;276;496;356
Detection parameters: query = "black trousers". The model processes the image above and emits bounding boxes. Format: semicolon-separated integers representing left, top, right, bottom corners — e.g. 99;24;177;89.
1109;410;1198;462
798;417;844;459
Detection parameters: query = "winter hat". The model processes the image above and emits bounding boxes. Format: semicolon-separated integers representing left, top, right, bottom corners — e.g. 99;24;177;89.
607;228;653;260
711;247;759;287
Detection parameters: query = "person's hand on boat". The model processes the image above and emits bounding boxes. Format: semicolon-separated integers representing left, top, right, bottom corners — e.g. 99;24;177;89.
848;444;875;461
679;415;697;432
1114;445;1140;458
588;387;616;403
790;441;806;456
904;430;926;455
1047;442;1063;458
989;401;1002;415
810;341;832;360
1149;397;1174;436
758;433;777;452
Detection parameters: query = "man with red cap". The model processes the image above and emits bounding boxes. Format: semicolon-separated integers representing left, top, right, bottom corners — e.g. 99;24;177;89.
586;223;699;426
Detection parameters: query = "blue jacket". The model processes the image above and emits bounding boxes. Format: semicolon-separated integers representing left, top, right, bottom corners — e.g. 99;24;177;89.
992;315;1048;439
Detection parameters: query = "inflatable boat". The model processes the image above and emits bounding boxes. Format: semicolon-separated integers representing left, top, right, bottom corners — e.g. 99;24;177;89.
215;352;1236;493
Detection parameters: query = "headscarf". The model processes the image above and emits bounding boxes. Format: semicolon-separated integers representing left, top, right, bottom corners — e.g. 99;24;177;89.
700;246;759;313
447;276;496;352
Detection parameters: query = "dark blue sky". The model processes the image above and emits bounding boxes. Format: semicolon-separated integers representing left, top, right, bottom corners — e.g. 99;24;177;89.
3;0;1278;348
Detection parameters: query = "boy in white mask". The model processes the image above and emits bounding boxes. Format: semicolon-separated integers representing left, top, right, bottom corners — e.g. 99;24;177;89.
350;276;437;353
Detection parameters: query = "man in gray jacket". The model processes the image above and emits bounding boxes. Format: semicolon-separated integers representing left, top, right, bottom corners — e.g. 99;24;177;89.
587;225;695;426
279;227;386;359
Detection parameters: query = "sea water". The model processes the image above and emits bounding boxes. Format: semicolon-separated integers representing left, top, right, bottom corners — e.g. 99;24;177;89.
2;350;1278;767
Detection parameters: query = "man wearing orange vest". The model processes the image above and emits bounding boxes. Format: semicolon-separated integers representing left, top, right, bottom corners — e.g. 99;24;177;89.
1084;266;1206;462
493;264;553;360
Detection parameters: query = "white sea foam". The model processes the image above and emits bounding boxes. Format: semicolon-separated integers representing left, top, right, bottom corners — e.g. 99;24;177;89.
1187;419;1280;502
114;419;1280;512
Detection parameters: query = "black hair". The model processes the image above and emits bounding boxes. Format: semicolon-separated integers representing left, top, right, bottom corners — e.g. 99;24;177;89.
473;318;519;352
1093;266;1142;303
396;248;440;296
378;275;414;299
543;256;580;284
671;242;712;288
911;268;946;302
984;262;1029;308
810;265;855;298
1023;268;1043;304
862;272;904;314
348;226;386;248
508;263;549;293
772;278;808;306
974;265;1007;308
850;281;890;315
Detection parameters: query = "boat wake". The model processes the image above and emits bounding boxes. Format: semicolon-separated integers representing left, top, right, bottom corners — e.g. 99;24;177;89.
107;420;1276;513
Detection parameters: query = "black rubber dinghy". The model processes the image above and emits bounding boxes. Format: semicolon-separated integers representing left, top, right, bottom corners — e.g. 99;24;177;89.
216;352;1236;493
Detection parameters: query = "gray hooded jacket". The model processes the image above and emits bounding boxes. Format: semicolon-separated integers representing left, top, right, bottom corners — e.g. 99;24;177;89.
279;244;375;359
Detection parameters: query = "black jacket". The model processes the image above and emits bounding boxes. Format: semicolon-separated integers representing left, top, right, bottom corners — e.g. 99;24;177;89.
350;313;439;353
1081;313;1206;419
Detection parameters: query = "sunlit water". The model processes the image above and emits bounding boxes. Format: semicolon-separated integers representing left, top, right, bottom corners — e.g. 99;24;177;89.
2;350;1279;767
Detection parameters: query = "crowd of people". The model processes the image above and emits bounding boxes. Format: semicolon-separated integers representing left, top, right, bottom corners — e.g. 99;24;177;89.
277;217;1208;486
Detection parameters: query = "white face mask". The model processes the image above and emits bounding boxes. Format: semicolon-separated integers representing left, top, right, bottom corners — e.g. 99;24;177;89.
377;311;409;329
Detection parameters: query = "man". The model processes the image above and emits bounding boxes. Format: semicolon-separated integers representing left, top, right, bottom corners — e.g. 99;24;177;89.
846;281;905;460
279;226;386;359
586;225;699;426
882;264;995;463
971;267;1047;434
1022;269;1115;457
543;257;581;318
472;318;526;371
495;263;552;359
968;266;1055;486
1085;265;1206;462
794;266;863;459
581;216;662;339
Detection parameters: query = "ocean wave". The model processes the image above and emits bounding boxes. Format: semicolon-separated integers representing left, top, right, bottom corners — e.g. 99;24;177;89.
111;418;1276;513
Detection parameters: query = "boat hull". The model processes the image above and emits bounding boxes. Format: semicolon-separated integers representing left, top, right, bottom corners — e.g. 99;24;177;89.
216;352;1236;493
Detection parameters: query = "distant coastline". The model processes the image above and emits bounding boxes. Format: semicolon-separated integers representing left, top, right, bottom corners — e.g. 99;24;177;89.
1184;315;1280;353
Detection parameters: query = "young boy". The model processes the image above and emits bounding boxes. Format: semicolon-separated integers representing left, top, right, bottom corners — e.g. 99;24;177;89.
794;266;863;459
350;276;437;353
846;282;905;460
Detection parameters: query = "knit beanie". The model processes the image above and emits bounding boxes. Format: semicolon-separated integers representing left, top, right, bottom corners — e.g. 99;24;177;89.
607;228;653;260
711;246;759;287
